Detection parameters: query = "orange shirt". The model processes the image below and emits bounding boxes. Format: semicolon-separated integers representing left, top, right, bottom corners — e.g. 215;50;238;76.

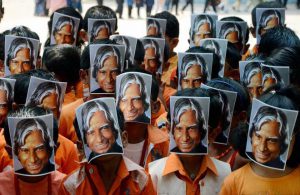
161;55;178;86
149;153;231;195
59;156;155;195
0;170;66;195
165;154;218;195
145;125;169;170
63;81;84;106
0;147;12;172
0;130;12;172
163;86;177;109
55;135;80;175
59;98;84;143
220;163;300;195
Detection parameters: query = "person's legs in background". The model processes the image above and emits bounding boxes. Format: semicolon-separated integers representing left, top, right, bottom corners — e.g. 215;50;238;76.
96;0;103;5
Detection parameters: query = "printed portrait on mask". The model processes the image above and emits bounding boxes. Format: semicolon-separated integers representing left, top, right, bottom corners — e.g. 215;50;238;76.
201;83;237;144
111;35;137;69
140;37;165;74
256;8;285;44
89;44;125;94
4;35;39;76
88;18;116;43
190;14;217;47
216;21;247;54
9;114;55;176
25;76;67;120
239;60;263;101
246;99;298;170
169;96;210;155
0;78;15;126
50;12;80;45
178;52;213;90
261;63;289;92
200;38;227;77
146;18;167;38
116;72;152;124
76;98;123;162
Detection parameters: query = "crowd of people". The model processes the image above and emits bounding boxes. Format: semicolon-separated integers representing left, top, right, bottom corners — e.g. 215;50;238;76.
0;0;300;194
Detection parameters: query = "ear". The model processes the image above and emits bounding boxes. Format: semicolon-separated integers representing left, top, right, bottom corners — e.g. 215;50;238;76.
79;69;88;83
79;30;88;42
249;27;256;38
152;100;161;114
12;102;19;111
243;44;250;55
121;131;128;148
170;37;179;49
238;111;248;123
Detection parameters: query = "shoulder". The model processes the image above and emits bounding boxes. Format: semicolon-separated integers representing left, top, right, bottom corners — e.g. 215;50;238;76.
62;166;86;195
123;156;151;192
51;171;67;184
149;156;168;175
210;157;231;176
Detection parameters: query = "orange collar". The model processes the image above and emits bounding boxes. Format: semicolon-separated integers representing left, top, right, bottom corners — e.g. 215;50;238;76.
162;153;218;178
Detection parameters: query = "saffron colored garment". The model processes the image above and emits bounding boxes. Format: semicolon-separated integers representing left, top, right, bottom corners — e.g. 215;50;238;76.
220;163;300;195
59;156;155;195
55;135;80;175
149;153;231;195
59;98;84;143
0;170;66;195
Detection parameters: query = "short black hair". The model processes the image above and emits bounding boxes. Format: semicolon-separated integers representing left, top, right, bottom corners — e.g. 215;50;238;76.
154;11;179;38
259;26;300;56
43;44;81;84
266;46;300;88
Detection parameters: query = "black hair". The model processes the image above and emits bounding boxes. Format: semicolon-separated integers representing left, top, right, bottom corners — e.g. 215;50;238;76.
154;11;179;38
186;46;221;79
9;26;40;40
42;44;81;84
226;42;242;69
259;26;300;56
83;5;117;31
266;46;300;88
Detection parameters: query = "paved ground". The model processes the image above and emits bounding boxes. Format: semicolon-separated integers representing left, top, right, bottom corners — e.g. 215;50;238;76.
0;0;299;53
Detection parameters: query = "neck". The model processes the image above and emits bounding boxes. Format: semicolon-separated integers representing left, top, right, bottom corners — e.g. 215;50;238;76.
179;155;203;180
17;175;47;183
93;155;122;192
125;123;148;144
250;162;295;178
